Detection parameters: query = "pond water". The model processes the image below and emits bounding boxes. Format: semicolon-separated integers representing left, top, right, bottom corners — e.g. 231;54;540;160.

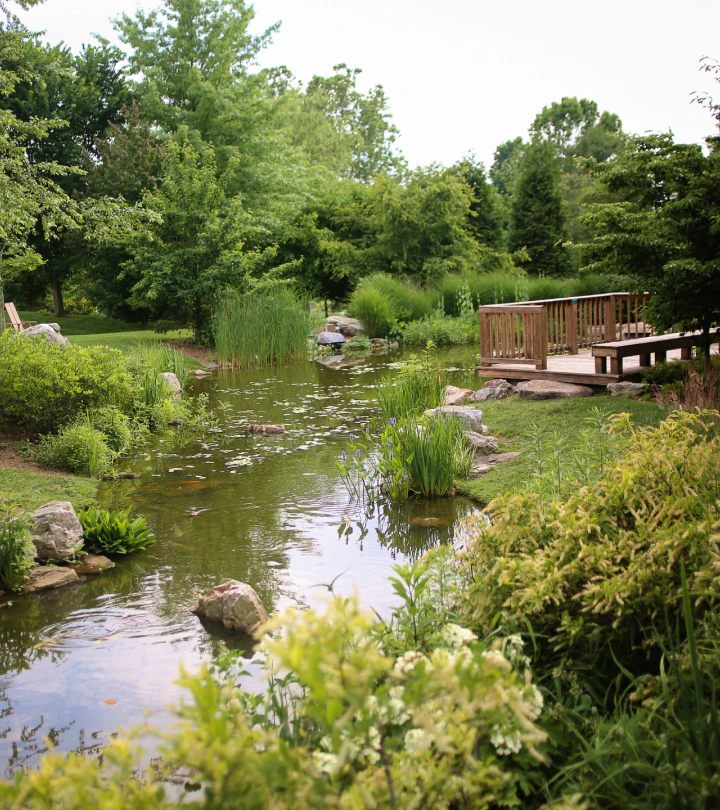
0;346;484;776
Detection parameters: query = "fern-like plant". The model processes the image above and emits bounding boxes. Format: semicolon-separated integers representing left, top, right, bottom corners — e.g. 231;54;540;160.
78;506;156;555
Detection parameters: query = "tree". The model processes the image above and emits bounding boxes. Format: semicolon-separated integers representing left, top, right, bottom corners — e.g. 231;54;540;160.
124;140;284;340
578;131;720;356
451;157;504;248
508;141;568;275
489;136;523;197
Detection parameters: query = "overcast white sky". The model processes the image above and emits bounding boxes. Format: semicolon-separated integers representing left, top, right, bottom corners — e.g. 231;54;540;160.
19;0;720;169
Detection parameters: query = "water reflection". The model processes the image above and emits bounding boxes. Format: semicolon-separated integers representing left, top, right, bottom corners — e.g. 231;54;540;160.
0;346;483;774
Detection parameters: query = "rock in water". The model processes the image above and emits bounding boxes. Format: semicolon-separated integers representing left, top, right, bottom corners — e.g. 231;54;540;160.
470;379;515;402
68;554;115;574
161;371;183;397
23;566;78;593
516;380;594;400
607;381;646;397
424;405;484;432
193;580;269;634
325;316;363;337
444;385;473;406
30;501;84;561
18;323;70;346
246;424;285;435
316;331;346;347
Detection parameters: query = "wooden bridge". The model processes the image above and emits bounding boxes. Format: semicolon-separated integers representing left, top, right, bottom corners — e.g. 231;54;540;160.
477;292;697;385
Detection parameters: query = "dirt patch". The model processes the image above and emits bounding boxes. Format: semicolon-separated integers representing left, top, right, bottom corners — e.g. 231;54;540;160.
0;428;59;475
169;341;214;365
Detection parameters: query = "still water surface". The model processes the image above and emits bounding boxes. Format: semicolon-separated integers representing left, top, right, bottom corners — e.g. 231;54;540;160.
0;347;483;775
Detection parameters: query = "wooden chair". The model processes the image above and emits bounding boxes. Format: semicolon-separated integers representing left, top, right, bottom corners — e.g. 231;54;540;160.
3;302;36;332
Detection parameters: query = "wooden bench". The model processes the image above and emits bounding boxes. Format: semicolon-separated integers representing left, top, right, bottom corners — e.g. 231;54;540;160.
3;302;36;332
592;329;720;375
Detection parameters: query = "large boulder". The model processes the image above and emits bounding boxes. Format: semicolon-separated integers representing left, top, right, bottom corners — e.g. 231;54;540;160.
424;405;483;432
160;371;183;397
607;381;646;397
325;316;363;338
18;323;70;346
317;331;346;348
464;431;499;453
516;380;594;400
470;379;515;402
30;501;84;562
444;385;473;406
192;580;268;634
24;566;78;593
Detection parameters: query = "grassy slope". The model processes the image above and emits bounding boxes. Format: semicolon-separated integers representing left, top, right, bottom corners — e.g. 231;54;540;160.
17;311;143;335
456;395;668;506
0;468;98;510
72;329;193;352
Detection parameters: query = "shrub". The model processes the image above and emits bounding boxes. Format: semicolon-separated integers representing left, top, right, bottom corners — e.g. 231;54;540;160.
400;314;477;345
355;273;435;321
34;420;116;477
347;284;395;338
342;334;373;355
0;333;134;433
78;506;156;555
87;406;134;453
0;499;36;592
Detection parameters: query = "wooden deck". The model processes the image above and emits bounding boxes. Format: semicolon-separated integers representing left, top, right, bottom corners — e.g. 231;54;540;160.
477;348;685;387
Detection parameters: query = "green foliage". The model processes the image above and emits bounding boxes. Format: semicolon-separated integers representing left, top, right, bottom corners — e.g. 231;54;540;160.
341;334;372;355
86;405;134;453
641;358;689;386
377;347;446;421
400;313;477;346
0;498;35;592
0;466;98;511
34;419;115;478
347;283;396;338
213;287;310;368
0;333;134;433
78;505;156;555
129;341;189;389
509;140;569;275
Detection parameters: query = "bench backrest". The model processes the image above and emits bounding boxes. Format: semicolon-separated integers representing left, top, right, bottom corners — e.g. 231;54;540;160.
3;302;23;332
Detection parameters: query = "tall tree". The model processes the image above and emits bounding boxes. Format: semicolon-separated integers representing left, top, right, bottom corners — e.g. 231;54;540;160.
489;136;524;197
509;140;568;275
451;156;503;248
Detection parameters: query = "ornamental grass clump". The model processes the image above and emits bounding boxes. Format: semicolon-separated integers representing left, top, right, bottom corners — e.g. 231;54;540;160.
377;344;446;422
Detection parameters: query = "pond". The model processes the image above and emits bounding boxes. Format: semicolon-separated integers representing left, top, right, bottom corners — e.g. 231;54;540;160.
0;346;484;776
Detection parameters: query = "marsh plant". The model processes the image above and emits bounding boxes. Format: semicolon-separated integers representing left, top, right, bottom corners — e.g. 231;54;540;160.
213;288;311;368
0;499;36;593
377;342;446;422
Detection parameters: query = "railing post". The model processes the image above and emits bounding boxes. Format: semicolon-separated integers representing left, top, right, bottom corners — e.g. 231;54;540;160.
534;307;548;370
479;309;487;360
566;299;578;354
604;295;616;342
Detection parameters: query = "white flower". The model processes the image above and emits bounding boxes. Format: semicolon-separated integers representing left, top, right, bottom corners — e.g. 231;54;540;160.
392;650;427;678
523;685;544;720
441;623;477;648
490;725;522;756
314;752;341;775
481;649;511;671
404;728;434;754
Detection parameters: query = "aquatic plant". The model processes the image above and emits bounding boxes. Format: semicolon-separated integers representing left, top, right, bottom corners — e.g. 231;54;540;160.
78;506;156;555
213;288;310;368
129;341;190;389
377;343;446;422
0;499;36;593
341;334;373;355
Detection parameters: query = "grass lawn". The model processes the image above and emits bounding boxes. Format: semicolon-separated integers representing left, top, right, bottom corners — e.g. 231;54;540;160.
0;467;98;511
16;311;145;336
72;329;194;353
456;394;669;506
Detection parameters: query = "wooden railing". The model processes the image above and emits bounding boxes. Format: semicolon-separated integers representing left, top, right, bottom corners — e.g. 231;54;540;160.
479;293;651;370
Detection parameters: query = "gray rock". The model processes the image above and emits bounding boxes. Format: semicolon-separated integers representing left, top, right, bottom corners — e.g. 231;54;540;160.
30;501;84;562
194;369;212;379
18;323;70;346
68;554;115;575
470;379;515;402
47;323;61;333
192;580;269;634
315;354;364;368
204;361;219;370
516;380;594;400
470;452;522;478
424;405;483;432
23;566;78;593
607;381;646;397
317;331;346;347
464;431;499;453
444;385;473;406
325;316;363;337
161;371;183;397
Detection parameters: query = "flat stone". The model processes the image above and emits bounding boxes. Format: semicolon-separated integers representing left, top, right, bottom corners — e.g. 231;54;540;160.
30;501;83;562
607;381;646;397
161;371;183;397
193;580;268;634
469;452;521;478
246;424;285;435
317;331;346;346
315;355;364;368
17;323;70;346
516;380;594;400
444;385;473;406
424;406;483;432
23;566;78;593
464;431;499;453
325;316;364;337
68;554;115;575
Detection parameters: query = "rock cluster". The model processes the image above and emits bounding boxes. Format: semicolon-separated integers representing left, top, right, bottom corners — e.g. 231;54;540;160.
470;379;515;402
444;385;472;406
316;331;346;348
192;580;268;634
516;380;593;400
607;381;646;397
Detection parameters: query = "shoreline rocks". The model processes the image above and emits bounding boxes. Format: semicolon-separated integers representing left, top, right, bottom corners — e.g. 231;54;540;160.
325;316;363;337
471;379;515;402
444;385;473;407
192;580;268;634
23;566;78;593
317;331;346;348
30;501;84;562
161;371;183;397
68;554;115;575
607;381;646;397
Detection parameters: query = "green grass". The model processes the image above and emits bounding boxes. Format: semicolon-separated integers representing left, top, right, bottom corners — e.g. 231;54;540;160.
72;329;193;353
17;311;144;336
455;394;668;505
0;467;98;511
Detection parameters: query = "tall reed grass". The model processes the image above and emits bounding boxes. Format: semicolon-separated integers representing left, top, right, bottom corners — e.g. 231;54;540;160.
130;342;189;389
213;289;311;369
377;347;446;422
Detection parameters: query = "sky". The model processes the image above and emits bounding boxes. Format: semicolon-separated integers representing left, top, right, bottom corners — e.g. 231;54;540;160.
19;0;720;169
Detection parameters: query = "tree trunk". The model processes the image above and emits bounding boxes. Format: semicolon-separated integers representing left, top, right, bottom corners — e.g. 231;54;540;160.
324;299;328;318
50;274;65;318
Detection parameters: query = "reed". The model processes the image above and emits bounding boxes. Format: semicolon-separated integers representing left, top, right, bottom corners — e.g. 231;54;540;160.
130;341;190;389
213;288;310;368
377;346;446;422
